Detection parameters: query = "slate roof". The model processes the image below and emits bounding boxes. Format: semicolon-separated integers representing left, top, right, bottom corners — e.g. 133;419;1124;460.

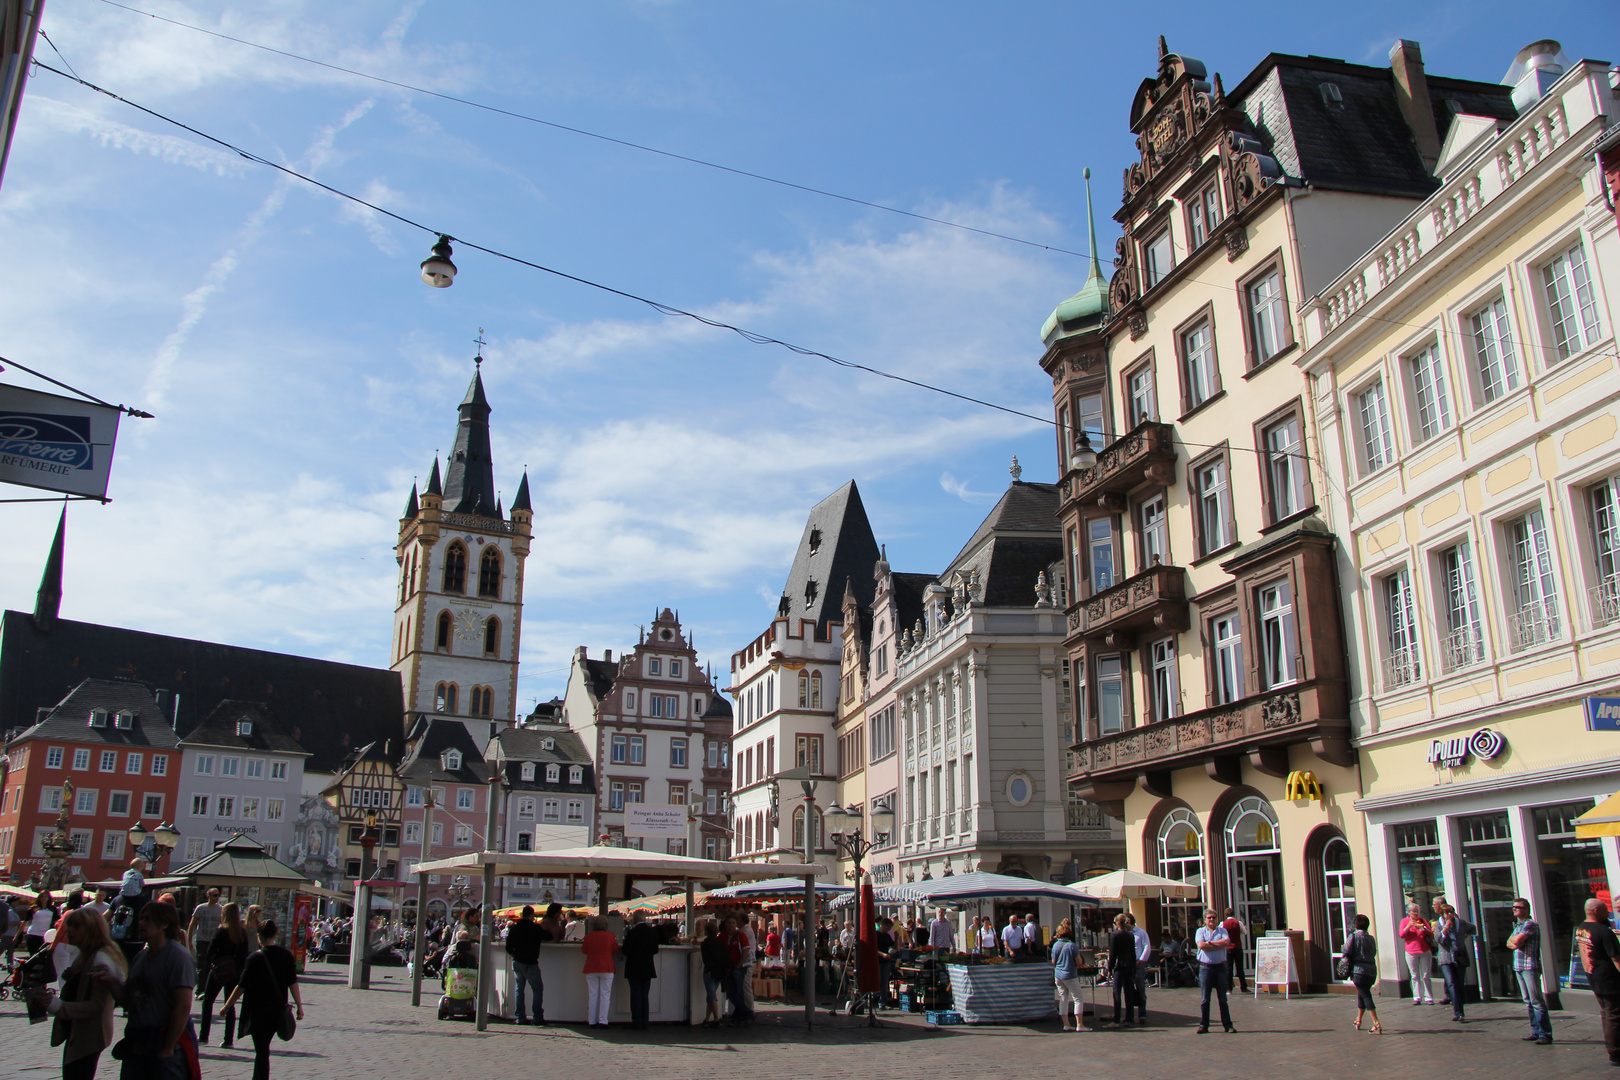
178;700;310;757
890;572;937;634
396;716;489;785
778;481;882;637
490;724;596;793
581;658;617;701
941;482;1062;608
1227;53;1517;200
8;677;180;749
0;612;404;775
441;370;500;517
700;693;733;721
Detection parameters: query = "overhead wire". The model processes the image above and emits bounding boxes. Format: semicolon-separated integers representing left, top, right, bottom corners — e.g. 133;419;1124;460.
86;0;1089;260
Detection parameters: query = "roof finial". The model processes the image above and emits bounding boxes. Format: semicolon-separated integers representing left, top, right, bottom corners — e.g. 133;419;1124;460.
1159;34;1169;59
1083;167;1102;283
1009;455;1022;483
473;327;486;368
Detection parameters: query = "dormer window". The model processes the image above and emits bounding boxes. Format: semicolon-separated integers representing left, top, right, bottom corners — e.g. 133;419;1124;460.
808;527;822;554
236;721;253;737
442;749;462;772
546;763;560;783
1320;82;1343;108
540;737;555;751
115;712;135;730
568;765;583;785
805;579;819;607
88;709;108;728
520;762;535;782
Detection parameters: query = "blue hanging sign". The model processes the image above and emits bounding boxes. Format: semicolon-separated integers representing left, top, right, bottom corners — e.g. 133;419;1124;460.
1586;698;1620;732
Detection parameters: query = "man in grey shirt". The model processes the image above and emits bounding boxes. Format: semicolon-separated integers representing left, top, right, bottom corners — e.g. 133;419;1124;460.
188;888;223;965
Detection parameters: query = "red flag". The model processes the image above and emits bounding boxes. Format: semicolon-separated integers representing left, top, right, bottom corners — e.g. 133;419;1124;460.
857;876;880;994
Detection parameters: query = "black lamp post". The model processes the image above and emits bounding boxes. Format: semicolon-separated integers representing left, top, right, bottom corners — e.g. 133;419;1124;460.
824;800;895;881
126;820;181;873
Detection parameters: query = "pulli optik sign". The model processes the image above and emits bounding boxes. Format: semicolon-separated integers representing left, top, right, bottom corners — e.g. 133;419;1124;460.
0;384;121;499
1428;728;1506;769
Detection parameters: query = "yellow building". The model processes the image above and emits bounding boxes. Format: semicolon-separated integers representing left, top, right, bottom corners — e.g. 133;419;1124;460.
1300;49;1620;1008
1056;39;1517;987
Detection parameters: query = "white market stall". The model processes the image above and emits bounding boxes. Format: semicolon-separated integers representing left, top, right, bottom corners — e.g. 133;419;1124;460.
413;847;822;1029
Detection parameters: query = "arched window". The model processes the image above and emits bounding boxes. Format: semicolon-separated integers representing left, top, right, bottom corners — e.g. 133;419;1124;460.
810;670;823;710
436;611;453;652
442;542;467;593
796;671;808;708
435;682;458;713
742;815;753;852
791;806;824;851
1224;795;1282;962
483;617;500;657
399;560;410;604
478;547;501;598
1156;808;1206;942
469;686;492;717
1322;836;1356;964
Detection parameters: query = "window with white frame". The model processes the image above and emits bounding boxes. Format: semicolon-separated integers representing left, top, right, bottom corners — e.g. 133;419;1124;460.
542;798;560;822
1406;343;1452;442
1097;656;1124;735
108;792;131;816
404;821;422;844
670;660;682;677
245;758;263;780
220;757;240;778
454;824;472;847
566;800;584;823
628;736;645;765
520;762;535;782
568;766;583;785
142;794;164;817
627;781;643;804
71;748;90;770
1181;320;1218;409
75;787;96;814
1505;508;1561;649
1381;567;1421;689
609;781;625;811
1436;540;1486;671
195;755;215;776
1128;364;1157;427
516;797;535;820
611;734;627;764
45;746;63;769
1258;580;1298;688
1139;495;1168;570
215;795;234;818
546;763;560;783
1089;517;1116;592
456;788;474;811
1149;638;1178;722
240;797;260;820
670;737;688;767
98;750;116;772
191;794;209;816
1262;413;1308;521
1357;379;1395;474
648;657;661;675
1142;228;1173;288
268;760;286;780
1468;296;1520;404
1188;181;1222;249
150;754;167;777
1195;456;1234;556
1247;269;1288;364
406;786;424;808
1212;614;1243;705
102;831;125;859
1590;476;1620;627
1541;240;1602;361
126;753;142;774
37;786;61;813
649;694;678;718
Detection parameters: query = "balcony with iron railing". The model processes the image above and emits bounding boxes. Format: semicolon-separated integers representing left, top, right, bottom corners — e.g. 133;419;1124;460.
1439;626;1486;674
1381;648;1421;691
1064;420;1177;509
1592;578;1620;629
1507;598;1561;652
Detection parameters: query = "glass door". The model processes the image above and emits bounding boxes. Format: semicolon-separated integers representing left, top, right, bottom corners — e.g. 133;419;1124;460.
1467;863;1521;1001
1232;856;1276;971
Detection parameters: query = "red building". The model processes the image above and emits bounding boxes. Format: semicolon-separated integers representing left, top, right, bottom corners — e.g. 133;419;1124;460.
1;679;182;885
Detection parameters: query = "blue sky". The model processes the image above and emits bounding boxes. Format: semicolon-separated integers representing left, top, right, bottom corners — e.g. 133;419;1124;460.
0;1;1610;709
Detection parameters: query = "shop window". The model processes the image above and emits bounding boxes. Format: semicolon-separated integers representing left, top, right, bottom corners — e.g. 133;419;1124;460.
1534;800;1607;985
1392;822;1445;917
1157;809;1205;943
1322;836;1357;965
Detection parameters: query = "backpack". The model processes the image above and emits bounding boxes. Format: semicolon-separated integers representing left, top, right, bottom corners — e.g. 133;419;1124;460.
109;905;135;942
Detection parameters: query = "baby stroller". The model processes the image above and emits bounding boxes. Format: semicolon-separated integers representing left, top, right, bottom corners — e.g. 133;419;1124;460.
2;946;55;1005
437;966;478;1021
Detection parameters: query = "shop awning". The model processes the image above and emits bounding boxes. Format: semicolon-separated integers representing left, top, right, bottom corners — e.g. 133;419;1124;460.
1575;791;1620;838
413;846;822;883
1064;869;1201;900
856;871;1101;906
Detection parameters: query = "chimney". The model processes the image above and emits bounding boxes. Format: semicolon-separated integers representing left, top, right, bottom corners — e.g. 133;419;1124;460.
1389;39;1442;173
36;707;50;724
603;649;612;664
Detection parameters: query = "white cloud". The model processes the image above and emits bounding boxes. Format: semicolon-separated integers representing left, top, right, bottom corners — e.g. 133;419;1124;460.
939;471;994;502
26;95;247;175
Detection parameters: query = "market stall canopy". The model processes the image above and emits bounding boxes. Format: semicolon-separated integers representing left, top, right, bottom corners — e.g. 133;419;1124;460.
1064;869;1201;900
868;871;1101;906
414;846;822;883
63;876;190;898
706;877;854;900
1575;791;1620;838
169;833;317;889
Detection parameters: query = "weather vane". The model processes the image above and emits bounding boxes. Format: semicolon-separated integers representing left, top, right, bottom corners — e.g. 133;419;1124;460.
474;328;486;367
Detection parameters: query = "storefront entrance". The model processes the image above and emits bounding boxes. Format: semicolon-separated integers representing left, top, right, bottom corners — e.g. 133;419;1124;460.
1225;796;1282;972
1459;812;1520;1002
1231;856;1277;965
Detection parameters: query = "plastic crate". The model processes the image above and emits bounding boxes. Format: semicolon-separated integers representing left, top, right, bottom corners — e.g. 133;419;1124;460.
927;1010;963;1025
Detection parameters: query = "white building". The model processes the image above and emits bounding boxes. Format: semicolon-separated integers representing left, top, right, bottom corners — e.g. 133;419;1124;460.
175;701;308;865
728;482;881;878
487;719;599;908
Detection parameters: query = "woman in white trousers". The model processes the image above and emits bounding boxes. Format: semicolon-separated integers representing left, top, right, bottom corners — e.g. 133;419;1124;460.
1398;904;1436;1004
581;916;620;1027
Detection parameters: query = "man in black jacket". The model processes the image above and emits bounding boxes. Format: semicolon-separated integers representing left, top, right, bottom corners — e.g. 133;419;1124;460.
505;907;546;1025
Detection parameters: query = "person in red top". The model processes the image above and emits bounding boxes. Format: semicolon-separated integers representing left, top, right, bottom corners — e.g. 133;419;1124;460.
719;917;754;1023
1398;903;1437;1004
580;916;620;1027
764;926;782;960
1221;909;1247;993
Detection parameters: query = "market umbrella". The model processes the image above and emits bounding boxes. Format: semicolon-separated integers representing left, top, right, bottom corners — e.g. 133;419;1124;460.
857;876;879;994
1065;868;1201;900
1576;792;1620;838
877;871;1100;906
706;877;853;901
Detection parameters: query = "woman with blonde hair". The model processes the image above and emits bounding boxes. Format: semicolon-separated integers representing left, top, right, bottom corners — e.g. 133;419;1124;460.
40;907;127;1079
200;902;250;1047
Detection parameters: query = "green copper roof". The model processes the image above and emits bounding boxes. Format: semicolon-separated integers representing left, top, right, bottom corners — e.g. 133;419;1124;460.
1042;167;1110;344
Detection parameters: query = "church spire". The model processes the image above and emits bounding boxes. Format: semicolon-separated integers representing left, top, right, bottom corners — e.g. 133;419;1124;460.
425;457;442;497
33;507;65;633
404;483;419;519
441;361;498;517
511;471;532;513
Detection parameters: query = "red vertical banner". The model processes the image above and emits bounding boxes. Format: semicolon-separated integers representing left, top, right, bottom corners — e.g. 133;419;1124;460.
292;895;313;972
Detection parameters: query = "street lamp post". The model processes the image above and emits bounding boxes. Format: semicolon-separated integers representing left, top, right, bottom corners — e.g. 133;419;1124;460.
125;820;182;875
826;799;895;1019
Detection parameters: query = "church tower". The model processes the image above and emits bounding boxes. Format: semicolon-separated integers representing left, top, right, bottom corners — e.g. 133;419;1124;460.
391;360;532;726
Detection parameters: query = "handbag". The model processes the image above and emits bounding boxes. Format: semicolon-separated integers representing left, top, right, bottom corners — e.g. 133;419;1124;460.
277;1004;297;1041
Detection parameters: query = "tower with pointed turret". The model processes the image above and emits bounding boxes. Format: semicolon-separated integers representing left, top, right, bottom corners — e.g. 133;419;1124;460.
390;360;533;727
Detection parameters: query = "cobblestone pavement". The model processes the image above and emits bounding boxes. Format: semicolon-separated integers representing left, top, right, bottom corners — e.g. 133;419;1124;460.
2;966;1607;1080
